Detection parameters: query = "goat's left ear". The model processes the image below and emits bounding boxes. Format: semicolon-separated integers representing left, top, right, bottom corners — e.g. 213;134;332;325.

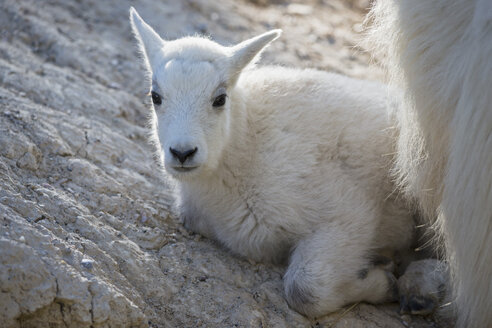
228;30;282;82
130;7;166;71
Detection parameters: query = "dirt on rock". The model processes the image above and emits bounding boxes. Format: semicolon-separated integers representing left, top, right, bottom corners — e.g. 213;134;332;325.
0;0;445;327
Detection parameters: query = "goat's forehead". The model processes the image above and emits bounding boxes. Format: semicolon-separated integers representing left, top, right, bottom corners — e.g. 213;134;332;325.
154;59;223;92
151;37;229;96
163;37;227;62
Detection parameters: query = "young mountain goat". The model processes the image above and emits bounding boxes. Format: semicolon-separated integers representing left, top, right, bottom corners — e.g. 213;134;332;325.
130;7;425;317
367;1;492;327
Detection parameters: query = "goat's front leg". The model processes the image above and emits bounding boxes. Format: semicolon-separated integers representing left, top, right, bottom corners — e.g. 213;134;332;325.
181;203;216;240
283;222;398;317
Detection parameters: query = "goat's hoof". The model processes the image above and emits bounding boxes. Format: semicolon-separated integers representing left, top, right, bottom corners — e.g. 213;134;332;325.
397;259;448;315
399;294;436;315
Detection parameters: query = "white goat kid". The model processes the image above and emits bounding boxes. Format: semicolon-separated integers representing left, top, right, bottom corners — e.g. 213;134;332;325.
130;7;414;316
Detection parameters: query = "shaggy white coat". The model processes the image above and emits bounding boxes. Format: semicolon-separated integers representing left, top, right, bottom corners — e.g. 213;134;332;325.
367;1;492;326
130;7;415;316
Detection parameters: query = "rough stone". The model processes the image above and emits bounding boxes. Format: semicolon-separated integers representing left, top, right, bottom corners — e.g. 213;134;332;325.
0;0;446;327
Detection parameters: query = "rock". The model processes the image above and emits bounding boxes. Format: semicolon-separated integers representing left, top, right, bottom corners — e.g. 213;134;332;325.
0;238;57;325
0;0;446;327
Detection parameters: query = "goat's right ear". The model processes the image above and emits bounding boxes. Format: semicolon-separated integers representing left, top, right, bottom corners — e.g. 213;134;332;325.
130;7;165;70
227;29;282;83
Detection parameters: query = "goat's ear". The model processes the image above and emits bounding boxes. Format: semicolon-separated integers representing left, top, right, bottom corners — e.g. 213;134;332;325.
228;29;282;82
130;7;165;71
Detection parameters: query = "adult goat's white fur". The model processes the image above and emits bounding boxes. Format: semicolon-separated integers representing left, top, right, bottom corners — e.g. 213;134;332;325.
367;1;492;327
129;7;432;317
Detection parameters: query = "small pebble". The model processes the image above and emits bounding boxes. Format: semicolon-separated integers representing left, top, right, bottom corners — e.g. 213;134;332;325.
81;258;94;270
286;4;313;15
108;82;120;89
42;183;53;190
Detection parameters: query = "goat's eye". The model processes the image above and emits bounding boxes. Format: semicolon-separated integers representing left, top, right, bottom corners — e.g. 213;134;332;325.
212;94;227;108
151;91;162;105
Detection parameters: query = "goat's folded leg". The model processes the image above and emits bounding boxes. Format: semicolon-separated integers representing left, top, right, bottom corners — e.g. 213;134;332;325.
283;223;398;317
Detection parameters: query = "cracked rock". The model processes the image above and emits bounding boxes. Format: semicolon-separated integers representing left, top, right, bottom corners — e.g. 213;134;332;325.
0;0;450;327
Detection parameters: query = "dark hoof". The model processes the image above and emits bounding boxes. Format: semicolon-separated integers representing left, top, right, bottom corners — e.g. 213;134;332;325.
399;294;436;315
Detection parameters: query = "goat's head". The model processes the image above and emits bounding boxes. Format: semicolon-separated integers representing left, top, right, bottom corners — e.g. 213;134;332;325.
130;7;281;179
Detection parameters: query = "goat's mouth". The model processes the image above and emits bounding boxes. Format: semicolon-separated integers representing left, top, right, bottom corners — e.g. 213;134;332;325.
172;166;199;173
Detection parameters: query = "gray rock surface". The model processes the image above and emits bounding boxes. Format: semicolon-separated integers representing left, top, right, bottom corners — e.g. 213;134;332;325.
0;0;446;327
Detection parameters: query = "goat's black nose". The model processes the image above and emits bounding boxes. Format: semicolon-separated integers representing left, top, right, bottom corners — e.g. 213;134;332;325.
169;147;198;164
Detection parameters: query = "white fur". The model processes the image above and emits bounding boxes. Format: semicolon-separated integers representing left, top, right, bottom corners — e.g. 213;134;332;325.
130;7;415;316
367;1;492;326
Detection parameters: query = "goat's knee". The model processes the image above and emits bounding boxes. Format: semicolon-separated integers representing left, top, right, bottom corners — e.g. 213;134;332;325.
284;230;399;317
283;261;341;317
283;268;315;315
284;262;398;317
